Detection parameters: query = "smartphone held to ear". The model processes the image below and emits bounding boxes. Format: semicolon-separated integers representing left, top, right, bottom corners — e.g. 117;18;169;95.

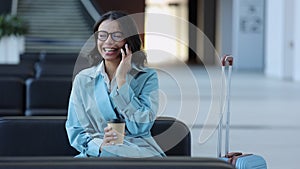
122;45;127;55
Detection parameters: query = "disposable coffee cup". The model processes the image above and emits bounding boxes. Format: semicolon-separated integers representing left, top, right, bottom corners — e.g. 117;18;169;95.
107;119;125;145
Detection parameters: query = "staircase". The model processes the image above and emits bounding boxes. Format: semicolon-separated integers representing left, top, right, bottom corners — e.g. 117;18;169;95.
17;0;93;53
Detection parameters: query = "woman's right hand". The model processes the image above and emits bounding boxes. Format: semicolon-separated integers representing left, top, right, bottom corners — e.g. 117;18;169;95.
100;126;118;151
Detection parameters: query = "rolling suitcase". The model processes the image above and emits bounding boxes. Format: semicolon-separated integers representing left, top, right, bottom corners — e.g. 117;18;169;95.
218;55;267;169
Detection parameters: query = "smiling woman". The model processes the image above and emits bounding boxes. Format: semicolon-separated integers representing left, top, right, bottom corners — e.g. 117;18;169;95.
88;11;146;68
96;20;126;63
65;11;165;158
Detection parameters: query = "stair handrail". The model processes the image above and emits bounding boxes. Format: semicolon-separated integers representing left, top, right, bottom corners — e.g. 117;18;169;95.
80;0;100;22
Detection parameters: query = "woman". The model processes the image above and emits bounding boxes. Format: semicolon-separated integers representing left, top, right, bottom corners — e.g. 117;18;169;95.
65;11;165;157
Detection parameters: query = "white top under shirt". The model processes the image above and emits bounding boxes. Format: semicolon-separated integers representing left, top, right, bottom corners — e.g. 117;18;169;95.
97;61;117;93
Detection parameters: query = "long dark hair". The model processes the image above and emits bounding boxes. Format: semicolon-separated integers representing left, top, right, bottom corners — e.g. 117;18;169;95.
89;11;146;67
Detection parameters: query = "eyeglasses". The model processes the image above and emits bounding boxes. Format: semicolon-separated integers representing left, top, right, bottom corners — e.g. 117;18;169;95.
95;31;124;42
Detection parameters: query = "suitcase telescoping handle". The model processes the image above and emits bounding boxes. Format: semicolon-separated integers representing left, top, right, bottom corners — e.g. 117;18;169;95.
217;55;234;157
221;55;233;67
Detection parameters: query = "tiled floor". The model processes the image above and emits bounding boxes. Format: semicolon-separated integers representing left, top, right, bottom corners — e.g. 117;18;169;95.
154;63;300;169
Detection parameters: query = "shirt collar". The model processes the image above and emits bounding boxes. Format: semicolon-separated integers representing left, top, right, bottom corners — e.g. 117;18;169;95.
97;61;106;77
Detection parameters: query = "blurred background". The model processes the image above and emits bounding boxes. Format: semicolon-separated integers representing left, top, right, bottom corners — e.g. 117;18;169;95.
0;0;299;169
1;0;300;78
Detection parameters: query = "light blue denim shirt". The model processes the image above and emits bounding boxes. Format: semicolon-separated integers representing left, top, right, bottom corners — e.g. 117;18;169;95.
65;62;166;157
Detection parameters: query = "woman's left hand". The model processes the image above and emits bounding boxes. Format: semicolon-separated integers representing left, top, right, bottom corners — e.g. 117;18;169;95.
116;44;132;88
100;126;118;151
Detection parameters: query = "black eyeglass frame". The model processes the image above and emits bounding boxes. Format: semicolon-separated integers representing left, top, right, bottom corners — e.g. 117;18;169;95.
95;31;125;42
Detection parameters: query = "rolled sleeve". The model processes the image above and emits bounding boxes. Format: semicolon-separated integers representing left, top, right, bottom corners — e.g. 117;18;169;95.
87;138;103;157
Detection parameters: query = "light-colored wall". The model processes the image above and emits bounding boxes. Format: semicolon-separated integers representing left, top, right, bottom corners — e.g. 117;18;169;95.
294;0;300;81
265;0;285;78
265;0;300;81
217;0;265;70
217;0;300;81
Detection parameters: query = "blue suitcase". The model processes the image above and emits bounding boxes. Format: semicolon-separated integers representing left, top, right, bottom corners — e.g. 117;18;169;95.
218;56;267;169
221;152;267;169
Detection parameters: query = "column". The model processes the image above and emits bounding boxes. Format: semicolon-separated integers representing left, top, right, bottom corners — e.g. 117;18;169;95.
264;0;285;78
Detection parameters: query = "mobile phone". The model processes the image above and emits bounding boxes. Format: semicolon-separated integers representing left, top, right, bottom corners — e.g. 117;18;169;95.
121;45;127;55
